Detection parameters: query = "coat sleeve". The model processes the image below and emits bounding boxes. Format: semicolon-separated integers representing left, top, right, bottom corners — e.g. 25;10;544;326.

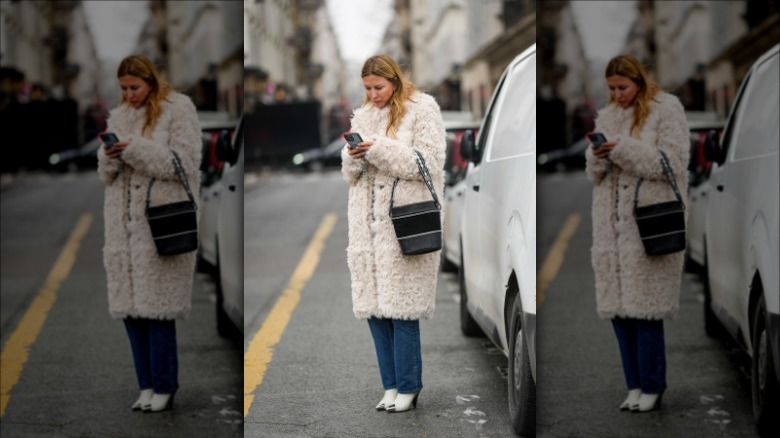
119;95;202;182
341;108;365;184
364;95;446;181
608;95;690;182
97;117;120;184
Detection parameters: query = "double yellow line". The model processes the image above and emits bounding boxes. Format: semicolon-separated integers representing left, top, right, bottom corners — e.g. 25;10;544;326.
1;213;93;416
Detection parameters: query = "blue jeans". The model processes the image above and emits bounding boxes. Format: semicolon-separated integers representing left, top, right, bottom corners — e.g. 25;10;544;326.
367;318;423;394
123;317;179;394
611;317;666;394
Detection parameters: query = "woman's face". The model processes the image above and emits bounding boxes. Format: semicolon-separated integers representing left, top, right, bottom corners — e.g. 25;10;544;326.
607;75;640;109
119;75;151;108
363;74;395;109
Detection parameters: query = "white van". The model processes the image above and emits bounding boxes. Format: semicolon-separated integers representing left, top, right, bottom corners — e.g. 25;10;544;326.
459;44;536;436
703;44;779;432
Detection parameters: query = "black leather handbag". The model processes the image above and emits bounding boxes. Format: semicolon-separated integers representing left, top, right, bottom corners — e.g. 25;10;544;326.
633;150;686;256
389;150;442;255
145;150;198;256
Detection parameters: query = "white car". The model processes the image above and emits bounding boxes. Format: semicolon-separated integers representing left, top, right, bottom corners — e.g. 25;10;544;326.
459;44;536;436
703;44;779;432
441;113;481;272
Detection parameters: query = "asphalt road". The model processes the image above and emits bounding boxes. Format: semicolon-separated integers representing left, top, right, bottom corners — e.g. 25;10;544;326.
1;171;242;437
536;170;761;438
243;169;518;437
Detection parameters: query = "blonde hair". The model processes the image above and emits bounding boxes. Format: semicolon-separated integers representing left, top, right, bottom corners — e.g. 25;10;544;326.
117;55;172;137
361;55;417;138
605;54;661;137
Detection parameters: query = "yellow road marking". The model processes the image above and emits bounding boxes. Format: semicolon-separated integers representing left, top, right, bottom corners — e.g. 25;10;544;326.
537;212;581;307
244;212;338;417
1;212;93;417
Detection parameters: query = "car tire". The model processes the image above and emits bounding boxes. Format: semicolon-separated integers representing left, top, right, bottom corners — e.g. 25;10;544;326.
508;293;535;437
459;240;482;337
440;243;458;273
703;247;722;338
752;296;780;433
215;248;241;339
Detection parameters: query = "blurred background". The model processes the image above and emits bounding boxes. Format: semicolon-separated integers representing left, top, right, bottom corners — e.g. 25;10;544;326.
0;0;242;175
536;0;780;171
243;0;535;170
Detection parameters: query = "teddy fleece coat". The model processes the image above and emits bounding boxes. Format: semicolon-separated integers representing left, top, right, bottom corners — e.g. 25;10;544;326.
341;91;446;320
585;92;690;320
97;92;202;320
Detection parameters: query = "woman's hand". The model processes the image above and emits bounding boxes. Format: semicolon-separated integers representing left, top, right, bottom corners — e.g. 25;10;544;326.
592;140;617;159
104;141;129;159
347;140;374;159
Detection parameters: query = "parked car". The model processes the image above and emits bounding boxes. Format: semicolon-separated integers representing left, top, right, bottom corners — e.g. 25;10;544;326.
197;116;243;338
459;44;536;436
291;136;345;171
703;44;779;433
197;113;238;273
684;113;724;271
440;112;481;272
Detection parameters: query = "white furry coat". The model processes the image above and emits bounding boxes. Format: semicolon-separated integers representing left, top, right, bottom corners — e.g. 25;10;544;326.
97;92;202;320
585;92;690;320
341;92;446;320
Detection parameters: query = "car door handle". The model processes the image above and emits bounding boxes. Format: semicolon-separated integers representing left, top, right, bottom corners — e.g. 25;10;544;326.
472;185;480;192
229;185;236;192
716;185;723;192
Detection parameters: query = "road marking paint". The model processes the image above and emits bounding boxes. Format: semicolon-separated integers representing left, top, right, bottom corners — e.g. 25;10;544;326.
0;212;93;417
243;212;338;417
537;212;581;307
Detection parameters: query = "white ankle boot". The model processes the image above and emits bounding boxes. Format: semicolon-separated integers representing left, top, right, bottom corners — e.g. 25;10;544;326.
375;389;398;411
633;392;663;413
387;392;419;413
131;389;153;411
619;388;641;411
147;392;176;413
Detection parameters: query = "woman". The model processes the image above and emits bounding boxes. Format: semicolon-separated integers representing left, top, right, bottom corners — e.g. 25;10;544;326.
341;55;446;413
585;54;689;413
97;55;202;413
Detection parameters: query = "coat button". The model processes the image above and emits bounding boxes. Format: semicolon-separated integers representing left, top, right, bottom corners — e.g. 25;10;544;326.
379;185;384;189
135;185;140;189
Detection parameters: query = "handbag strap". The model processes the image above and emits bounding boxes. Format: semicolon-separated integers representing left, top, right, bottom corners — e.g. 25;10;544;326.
389;150;440;214
634;150;685;211
146;150;197;210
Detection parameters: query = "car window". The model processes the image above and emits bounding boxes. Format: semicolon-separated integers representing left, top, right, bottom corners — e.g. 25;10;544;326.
488;53;536;161
731;53;779;161
476;70;508;163
719;71;751;159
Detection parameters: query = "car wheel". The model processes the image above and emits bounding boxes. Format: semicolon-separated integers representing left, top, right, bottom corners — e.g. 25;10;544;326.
508;294;535;437
215;246;241;339
752;296;780;433
440;242;457;273
459;240;482;337
702;247;721;338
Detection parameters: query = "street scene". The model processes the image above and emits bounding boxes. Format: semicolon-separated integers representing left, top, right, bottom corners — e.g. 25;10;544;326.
244;0;536;436
536;1;778;437
1;1;243;436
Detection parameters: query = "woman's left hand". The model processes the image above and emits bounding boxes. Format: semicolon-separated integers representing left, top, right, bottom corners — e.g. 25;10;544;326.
348;140;373;159
592;140;617;159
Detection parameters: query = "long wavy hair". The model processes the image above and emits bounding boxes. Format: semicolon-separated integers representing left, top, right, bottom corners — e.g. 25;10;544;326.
361;55;417;139
117;55;172;137
605;54;661;137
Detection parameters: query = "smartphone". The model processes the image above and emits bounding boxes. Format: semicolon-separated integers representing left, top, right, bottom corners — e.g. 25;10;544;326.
100;132;120;148
587;132;608;150
344;132;364;149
